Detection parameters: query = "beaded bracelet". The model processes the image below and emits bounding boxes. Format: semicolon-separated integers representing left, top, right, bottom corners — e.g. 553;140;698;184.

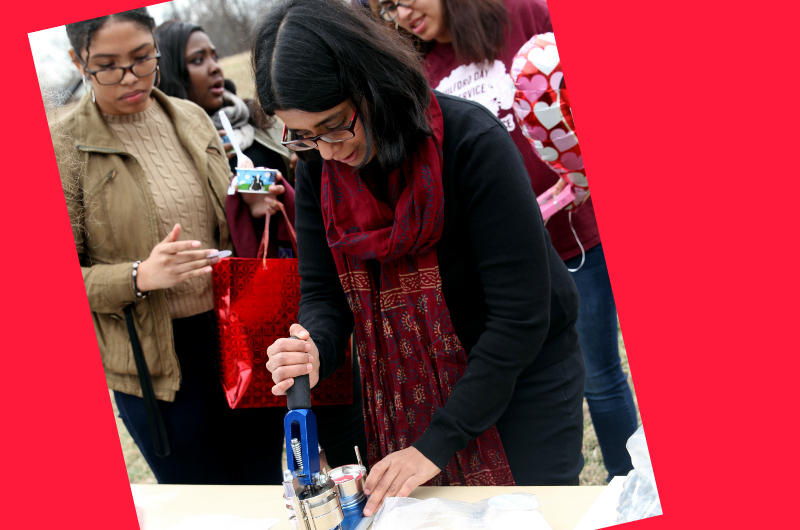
132;260;151;299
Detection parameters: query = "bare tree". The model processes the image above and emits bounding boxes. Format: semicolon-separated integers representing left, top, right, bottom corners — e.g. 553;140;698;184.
162;0;279;58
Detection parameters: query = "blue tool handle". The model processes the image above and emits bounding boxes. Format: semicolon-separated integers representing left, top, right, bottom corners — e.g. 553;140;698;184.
286;336;313;410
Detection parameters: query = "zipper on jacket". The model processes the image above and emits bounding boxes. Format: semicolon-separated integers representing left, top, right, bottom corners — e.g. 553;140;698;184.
76;145;128;155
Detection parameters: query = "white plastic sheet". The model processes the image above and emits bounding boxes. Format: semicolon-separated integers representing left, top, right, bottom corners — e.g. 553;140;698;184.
373;492;552;530
615;426;662;523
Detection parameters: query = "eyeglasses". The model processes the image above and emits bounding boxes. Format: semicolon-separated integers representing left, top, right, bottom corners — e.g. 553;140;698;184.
281;109;358;151
378;0;417;22
81;49;161;86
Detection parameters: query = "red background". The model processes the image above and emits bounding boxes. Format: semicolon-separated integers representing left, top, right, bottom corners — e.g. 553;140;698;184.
5;0;798;528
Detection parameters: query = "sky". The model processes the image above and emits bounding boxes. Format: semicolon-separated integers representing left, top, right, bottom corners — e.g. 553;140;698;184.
28;1;183;90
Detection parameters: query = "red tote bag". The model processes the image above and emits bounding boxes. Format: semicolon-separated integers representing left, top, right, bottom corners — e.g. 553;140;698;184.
212;203;354;409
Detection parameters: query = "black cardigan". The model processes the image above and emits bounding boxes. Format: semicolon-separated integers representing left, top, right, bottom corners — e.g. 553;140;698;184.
294;92;580;470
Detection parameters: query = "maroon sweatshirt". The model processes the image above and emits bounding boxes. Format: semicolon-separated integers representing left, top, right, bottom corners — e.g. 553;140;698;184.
423;0;600;260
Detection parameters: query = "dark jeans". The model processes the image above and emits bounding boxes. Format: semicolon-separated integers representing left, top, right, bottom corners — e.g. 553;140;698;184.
115;311;368;484
565;243;639;480
496;347;585;485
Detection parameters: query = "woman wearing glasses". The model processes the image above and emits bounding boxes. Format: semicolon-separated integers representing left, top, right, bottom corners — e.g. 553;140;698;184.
259;0;585;515
377;0;640;481
53;8;283;484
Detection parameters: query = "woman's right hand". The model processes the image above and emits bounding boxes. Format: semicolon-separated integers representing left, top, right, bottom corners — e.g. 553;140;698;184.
136;224;219;292
266;323;320;395
240;172;286;218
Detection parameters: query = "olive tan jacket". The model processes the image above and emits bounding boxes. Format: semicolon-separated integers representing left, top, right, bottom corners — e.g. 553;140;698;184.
52;88;233;401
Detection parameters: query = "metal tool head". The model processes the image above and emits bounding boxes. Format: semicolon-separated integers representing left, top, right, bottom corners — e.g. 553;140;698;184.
284;408;320;487
292;482;344;530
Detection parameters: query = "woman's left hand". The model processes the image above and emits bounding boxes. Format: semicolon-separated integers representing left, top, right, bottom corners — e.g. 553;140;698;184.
550;177;568;196
362;447;440;516
241;172;286;217
547;178;590;206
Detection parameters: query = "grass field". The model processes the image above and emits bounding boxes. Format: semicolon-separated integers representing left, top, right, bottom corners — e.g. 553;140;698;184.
219;52;256;101
112;326;638;486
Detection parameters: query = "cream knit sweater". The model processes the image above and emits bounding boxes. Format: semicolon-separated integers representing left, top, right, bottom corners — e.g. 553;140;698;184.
104;100;218;319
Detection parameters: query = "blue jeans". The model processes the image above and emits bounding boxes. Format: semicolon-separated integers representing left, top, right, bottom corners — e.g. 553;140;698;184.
565;244;638;480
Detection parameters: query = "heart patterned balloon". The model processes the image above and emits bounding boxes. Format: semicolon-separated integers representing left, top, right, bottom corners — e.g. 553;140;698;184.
512;33;589;209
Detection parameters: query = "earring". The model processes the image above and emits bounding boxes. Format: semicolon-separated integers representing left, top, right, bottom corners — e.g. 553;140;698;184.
154;65;161;89
83;75;95;104
395;21;399;30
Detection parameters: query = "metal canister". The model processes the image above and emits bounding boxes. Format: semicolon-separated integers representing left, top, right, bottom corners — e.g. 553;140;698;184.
292;482;344;530
282;443;332;530
329;465;365;504
328;464;368;530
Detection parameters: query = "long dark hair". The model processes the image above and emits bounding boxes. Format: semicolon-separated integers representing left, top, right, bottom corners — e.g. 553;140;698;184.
66;8;156;63
252;0;432;171
443;0;509;63
154;20;204;100
369;0;508;64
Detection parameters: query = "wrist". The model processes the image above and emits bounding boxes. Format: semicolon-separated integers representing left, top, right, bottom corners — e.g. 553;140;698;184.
132;260;152;299
412;422;461;472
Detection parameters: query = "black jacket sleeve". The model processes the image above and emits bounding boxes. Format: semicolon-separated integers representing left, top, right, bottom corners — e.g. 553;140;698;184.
412;99;559;469
295;157;354;381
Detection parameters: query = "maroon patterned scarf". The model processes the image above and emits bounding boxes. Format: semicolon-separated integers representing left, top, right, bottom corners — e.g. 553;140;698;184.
320;94;514;486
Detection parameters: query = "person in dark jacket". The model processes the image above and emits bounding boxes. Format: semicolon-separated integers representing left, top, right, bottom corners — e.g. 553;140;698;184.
257;0;585;515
